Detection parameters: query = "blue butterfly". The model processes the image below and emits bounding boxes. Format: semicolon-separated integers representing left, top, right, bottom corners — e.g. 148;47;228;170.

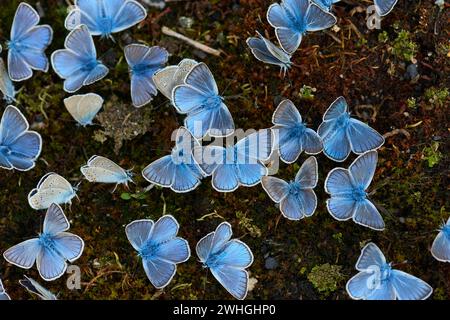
318;96;384;162
7;3;53;82
20;276;57;300
125;215;190;289
64;93;104;126
51;25;109;93
3;203;85;281
142;127;205;193
28;173;78;210
65;0;147;38
431;217;450;263
262;156;318;220
194;129;273;192
374;0;398;17
172;63;235;139
81;155;134;191
196;222;253;300
312;0;340;11
0;106;42;172
124;44;168;108
346;243;433;300
0;58;16;103
325;151;385;230
272;99;322;163
267;0;337;54
0;279;10;300
246;31;292;76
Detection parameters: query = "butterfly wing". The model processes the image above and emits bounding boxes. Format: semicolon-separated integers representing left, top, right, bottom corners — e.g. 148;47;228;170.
8;3;53;81
210;265;250;300
65;2;100;34
212;164;240;192
267;3;302;54
305;3;337;32
65;93;104;126
374;0;398;16
347;271;396;300
125;219;154;251
43;203;70;235
301;128;323;154
52;25;107;93
153;66;178;99
111;0;147;34
348;151;378;190
321;96;348;121
36;246;67;281
3;238;41;269
355;242;386;271
81;155;129;184
272;99;302;126
171;163;202;192
196;232;215;263
347;118;384;154
52;232;84;262
246;36;290;69
155;237;191;264
142;257;176;289
0;106;42;171
431;228;450;262
125;45;168;107
28;174;75;210
150;215;180;244
261;176;289;203
19;276;57;300
0;279;10;300
353;199;385;231
0;58;15;102
390;269;433;300
296;156;319;188
142;155;176;187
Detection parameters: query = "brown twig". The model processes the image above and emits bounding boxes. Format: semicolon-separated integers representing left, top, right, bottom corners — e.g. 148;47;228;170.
161;26;222;57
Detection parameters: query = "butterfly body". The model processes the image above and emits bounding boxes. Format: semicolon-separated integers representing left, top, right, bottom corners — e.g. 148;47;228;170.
195;130;272;192
7;3;53;82
272;99;322;163
346;243;433;300
125;44;168;107
142;127;205;193
172;63;235;139
325;151;385;230
3;204;84;281
246;32;292;76
313;0;340;11
267;0;336;54
0;106;42;171
28;173;78;210
51;25;109;93
125;215;190;289
65;0;147;38
196;222;253;300
262;156;318;220
318;97;384;162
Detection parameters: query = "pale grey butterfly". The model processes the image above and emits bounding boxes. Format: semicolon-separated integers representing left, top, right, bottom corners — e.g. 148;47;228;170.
28;173;78;210
80;155;133;192
63;93;104;127
153;58;199;100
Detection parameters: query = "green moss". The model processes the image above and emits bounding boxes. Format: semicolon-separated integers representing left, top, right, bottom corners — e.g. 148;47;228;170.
424;87;449;108
307;264;345;296
236;211;262;238
391;30;418;62
378;31;389;43
422;142;442;168
298;85;316;100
